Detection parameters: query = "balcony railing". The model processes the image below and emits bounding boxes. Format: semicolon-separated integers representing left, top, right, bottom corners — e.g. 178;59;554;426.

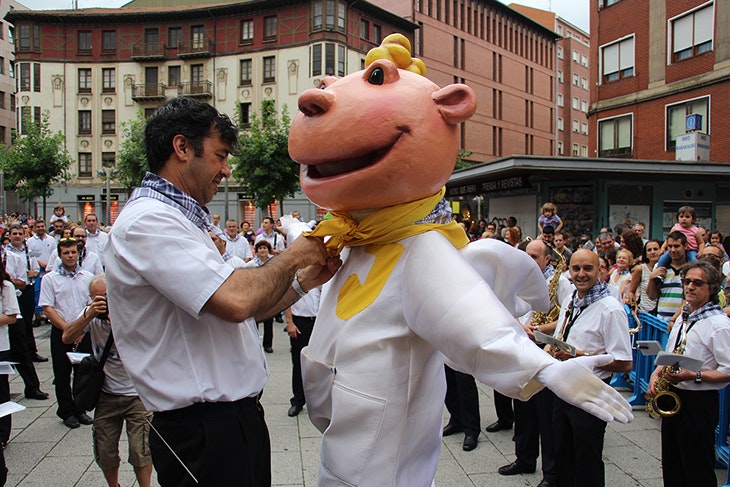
178;38;213;58
131;43;166;60
178;80;212;98
131;83;167;101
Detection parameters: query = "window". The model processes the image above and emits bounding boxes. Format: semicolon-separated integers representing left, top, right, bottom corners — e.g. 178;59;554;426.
666;96;709;150
263;56;275;83
33;63;40;92
572;96;579;110
264;16;277;39
78;30;92;53
373;24;382;44
239;102;251;127
325;43;335;75
0;57;4;75
581;122;588;134
572;143;579;156
168;27;182;49
326;0;335;28
312;0;351;33
557;117;564;131
102;30;116;52
557;46;563;59
0;126;5;144
168;65;181;87
313;2;323;30
598;114;632;157
19;63;30;91
572;120;580;133
191;64;203;87
581;76;588;89
581;100;588;112
557;93;563;107
18;24;39;51
78;153;92;178
338;0;346;29
361;19;369;40
671;5;713;62
240;59;252;85
312;44;322;76
241;20;253;42
581;55;588;67
338;44;345;76
78;110;92;135
572;50;579;62
191;25;205;50
102;68;115;92
312;43;345;77
78;68;92;93
19;106;31;134
605;0;621;6
557;141;564;155
33;106;40;124
557;70;563;83
581;145;588;157
102;152;115;168
0;92;4;109
102;110;115;134
601;36;634;83
572;73;579;86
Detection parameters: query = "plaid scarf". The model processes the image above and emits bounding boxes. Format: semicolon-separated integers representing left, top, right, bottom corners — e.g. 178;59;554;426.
58;264;81;278
572;280;611;309
129;172;212;232
687;302;726;322
543;264;556;281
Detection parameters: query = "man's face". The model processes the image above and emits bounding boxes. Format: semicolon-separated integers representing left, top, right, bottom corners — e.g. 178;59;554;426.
53;221;65;234
633;225;644;239
600;237;614;251
212;214;221;225
181;130;232;205
84;216;98;233
59;245;79;269
666;237;686;263
701;246;724;270
542;232;554;244
9;228;24;248
226;221;238;238
554;234;565;249
486;224;496;235
526;241;550;272
35;222;46;236
72;229;87;249
569;250;600;297
682;268;712;309
262;218;273;232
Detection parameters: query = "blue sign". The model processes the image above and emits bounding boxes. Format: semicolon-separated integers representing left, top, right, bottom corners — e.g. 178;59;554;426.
686;113;702;132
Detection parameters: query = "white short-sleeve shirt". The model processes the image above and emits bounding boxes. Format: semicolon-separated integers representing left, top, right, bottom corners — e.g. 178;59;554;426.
105;197;268;412
38;268;94;322
0;281;20;351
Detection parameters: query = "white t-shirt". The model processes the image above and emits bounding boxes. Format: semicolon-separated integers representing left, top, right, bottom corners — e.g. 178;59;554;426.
38;268;94;322
105;197;268;412
0;281;20;351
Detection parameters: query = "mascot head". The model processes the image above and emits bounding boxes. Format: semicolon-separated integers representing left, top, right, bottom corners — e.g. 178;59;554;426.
289;34;477;212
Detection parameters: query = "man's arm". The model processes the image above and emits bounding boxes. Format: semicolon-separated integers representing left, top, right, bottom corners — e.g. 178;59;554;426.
43;305;69;331
645;266;666;301
62;295;106;344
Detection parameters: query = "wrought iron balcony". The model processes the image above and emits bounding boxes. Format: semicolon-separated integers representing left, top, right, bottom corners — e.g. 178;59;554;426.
131;83;167;101
131;43;166;60
178;80;212;98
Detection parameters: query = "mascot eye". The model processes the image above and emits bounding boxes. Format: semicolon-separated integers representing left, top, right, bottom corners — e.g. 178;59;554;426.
318;81;327;89
368;68;384;85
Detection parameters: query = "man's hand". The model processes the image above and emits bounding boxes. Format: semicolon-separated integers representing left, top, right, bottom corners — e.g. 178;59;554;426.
298;256;342;292
286;234;331;268
537;355;633;423
86;294;108;319
650;266;667;280
286;322;301;338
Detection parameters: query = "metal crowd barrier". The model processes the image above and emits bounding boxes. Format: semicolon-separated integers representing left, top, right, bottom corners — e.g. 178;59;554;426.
611;307;730;479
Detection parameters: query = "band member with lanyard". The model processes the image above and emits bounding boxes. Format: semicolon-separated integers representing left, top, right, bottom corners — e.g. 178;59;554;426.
647;260;730;487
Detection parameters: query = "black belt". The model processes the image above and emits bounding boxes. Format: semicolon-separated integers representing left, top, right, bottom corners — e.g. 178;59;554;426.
154;396;261;422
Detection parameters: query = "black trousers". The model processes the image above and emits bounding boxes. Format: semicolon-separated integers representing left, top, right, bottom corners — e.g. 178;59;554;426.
8;297;41;395
0;350;11;444
444;366;481;436
151;397;271;487
50;327;90;420
553;395;607;487
290;315;315;408
661;387;719;487
259;318;273;350
513;388;556;480
494;390;514;425
17;286;38;353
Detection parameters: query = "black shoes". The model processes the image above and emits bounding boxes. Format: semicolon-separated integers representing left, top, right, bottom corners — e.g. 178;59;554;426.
32;354;48;363
77;413;93;425
25;389;49;400
485;420;512;433
462;434;478;451
537;479;557;487
274;314;284;323
498;460;536;476
63;416;80;429
442;422;463;437
288;405;303;417
264;347;273;354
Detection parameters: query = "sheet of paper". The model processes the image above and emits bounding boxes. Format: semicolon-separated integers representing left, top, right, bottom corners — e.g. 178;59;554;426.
636;340;663;356
0;364;15;375
654;352;704;373
66;352;90;365
0;401;26;418
533;330;577;356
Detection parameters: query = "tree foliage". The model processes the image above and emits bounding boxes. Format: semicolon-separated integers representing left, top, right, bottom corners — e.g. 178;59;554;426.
454;148;474;170
0;110;73;211
231;101;299;214
116;109;149;194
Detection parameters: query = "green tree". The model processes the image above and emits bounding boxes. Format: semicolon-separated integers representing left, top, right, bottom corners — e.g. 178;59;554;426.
0;110;73;219
454;148;473;170
116;109;149;194
231;101;299;215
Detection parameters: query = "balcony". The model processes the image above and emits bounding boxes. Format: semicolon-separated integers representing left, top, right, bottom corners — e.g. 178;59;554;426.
178;38;213;58
131;83;167;102
131;43;166;61
178;80;212;98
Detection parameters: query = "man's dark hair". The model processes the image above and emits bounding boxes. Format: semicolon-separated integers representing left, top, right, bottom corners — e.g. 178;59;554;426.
542;224;555;235
667;231;688;245
680;260;721;302
57;237;77;254
145;97;239;173
262;216;275;225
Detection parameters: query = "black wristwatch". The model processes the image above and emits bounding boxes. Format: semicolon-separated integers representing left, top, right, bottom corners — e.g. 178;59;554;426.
695;371;703;384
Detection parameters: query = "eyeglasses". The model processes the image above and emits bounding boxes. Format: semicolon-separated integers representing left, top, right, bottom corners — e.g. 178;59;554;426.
59;238;77;243
681;278;709;287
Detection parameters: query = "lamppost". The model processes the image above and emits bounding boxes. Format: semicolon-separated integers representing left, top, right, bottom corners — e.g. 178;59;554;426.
96;167;119;227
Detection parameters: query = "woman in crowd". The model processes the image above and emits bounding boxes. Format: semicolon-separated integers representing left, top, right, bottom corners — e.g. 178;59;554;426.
245;240;276;353
627;239;662;314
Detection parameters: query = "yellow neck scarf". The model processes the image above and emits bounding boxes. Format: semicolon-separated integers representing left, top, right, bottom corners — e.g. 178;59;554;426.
306;188;469;320
306;187;469;253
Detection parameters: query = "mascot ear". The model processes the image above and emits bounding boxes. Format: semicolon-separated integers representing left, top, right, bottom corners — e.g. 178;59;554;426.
433;84;477;126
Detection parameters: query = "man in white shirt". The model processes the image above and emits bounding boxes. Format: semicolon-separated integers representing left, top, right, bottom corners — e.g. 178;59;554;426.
40;238;95;428
84;213;109;266
26;219;56;332
45;227;104;275
223;219;253;262
254;217;285;254
105;97;338;487
551;249;632;486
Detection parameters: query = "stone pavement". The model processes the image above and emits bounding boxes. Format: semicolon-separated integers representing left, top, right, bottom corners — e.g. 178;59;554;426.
4;324;728;486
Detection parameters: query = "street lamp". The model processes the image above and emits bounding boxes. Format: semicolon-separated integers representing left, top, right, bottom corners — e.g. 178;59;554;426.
96;168;119;227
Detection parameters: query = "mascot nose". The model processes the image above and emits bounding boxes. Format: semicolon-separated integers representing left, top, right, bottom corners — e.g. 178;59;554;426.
298;88;335;117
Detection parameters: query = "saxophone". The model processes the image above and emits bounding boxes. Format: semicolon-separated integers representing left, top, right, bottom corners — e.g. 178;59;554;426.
644;303;690;418
531;247;566;329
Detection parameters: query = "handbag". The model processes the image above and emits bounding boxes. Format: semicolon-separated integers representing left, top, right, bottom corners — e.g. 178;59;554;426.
72;331;114;412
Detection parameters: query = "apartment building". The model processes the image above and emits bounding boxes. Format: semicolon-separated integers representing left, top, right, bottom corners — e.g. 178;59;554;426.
5;0;415;222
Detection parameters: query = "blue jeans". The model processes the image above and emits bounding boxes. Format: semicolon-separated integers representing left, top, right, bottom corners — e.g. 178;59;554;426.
656;249;697;269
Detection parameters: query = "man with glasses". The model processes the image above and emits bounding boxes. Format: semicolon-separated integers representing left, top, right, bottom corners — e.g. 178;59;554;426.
39;238;95;428
647;260;730;487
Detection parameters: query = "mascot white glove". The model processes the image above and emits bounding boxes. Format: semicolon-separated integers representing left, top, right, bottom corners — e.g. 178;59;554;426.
537;354;633;423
